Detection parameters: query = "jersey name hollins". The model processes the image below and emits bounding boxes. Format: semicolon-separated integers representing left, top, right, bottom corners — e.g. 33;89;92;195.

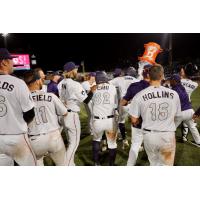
182;82;196;90
142;90;174;101
32;94;52;102
0;81;14;92
97;85;109;90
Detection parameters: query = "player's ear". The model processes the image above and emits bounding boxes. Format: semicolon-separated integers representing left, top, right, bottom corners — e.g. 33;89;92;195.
1;59;9;67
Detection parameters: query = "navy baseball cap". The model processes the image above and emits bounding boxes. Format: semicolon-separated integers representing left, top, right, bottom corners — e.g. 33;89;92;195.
0;48;17;60
63;62;79;72
170;74;181;82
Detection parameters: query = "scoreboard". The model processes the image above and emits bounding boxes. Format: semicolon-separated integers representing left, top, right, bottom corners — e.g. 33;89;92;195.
11;54;30;70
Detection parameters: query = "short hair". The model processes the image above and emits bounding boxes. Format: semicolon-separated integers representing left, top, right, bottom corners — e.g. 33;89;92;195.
24;70;41;85
33;67;43;76
149;64;164;81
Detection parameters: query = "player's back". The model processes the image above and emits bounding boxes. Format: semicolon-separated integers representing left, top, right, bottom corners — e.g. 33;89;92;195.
118;76;139;98
181;78;198;100
92;83;117;117
133;86;181;132
29;90;66;135
60;78;87;112
0;75;33;134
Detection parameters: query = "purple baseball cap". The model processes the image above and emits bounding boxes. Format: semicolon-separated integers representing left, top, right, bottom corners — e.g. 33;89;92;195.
0;48;17;60
170;74;181;82
88;72;96;77
113;68;122;77
63;61;79;72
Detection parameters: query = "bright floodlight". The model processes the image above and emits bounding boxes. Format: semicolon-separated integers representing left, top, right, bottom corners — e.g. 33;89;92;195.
2;33;9;37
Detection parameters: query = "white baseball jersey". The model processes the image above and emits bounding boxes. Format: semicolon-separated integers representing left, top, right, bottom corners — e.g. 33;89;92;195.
28;90;68;135
181;79;198;101
60;78;87;112
91;83;117;117
110;76;139;99
0;75;34;135
129;86;181;132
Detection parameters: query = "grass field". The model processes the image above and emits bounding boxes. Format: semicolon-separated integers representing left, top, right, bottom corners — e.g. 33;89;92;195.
45;86;200;166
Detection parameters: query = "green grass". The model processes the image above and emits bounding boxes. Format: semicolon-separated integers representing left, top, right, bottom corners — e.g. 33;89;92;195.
45;87;200;166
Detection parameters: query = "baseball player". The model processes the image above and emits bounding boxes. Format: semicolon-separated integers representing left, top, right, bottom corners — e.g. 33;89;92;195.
47;71;61;97
169;74;200;147
91;71;118;166
129;65;182;166
99;68;123;151
34;68;47;92
60;62;96;166
178;63;199;141
24;70;68;165
81;72;96;135
110;67;138;149
0;48;37;166
121;65;151;165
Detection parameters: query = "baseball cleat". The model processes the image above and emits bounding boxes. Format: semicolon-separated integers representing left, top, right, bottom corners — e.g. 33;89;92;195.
182;136;188;142
101;140;107;152
139;146;144;152
122;139;129;149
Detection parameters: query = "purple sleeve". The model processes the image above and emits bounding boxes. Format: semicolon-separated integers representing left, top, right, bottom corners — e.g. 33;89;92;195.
123;85;137;101
47;83;59;96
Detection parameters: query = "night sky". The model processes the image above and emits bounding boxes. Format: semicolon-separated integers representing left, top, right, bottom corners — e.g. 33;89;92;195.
0;33;200;72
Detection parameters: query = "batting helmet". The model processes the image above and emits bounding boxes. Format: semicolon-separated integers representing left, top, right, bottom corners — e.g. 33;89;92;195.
125;67;138;78
95;71;109;84
184;63;199;77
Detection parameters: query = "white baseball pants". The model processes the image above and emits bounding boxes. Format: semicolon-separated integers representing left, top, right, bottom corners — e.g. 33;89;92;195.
92;118;117;149
29;129;67;166
0;133;37;166
175;109;200;143
0;154;14;166
63;112;81;166
143;131;176;166
127;127;143;166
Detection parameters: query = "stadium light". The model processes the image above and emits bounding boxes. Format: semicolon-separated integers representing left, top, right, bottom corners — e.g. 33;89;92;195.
1;33;9;48
2;33;9;37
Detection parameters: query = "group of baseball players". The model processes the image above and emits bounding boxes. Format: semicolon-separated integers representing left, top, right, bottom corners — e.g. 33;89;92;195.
0;47;200;166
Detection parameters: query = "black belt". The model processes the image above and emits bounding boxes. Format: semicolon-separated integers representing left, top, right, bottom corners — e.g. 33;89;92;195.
67;109;78;113
28;133;47;137
94;115;114;119
143;128;151;132
143;128;170;133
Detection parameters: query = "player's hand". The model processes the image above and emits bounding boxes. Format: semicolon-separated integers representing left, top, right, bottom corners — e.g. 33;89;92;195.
114;110;119;122
193;114;199;120
90;85;97;93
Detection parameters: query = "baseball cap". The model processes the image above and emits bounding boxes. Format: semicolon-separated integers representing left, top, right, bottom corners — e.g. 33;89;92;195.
0;48;17;60
113;68;122;77
170;74;181;82
52;71;61;76
125;67;137;77
88;72;96;77
63;62;79;72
